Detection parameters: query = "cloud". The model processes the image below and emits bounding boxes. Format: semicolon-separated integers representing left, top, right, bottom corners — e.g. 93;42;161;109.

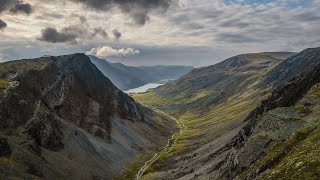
1;0;320;67
0;0;32;14
87;46;140;57
70;13;87;23
112;29;121;40
0;19;7;30
92;27;108;38
0;0;33;30
9;3;32;14
69;0;173;25
215;33;262;44
0;0;14;13
38;27;78;43
38;25;109;43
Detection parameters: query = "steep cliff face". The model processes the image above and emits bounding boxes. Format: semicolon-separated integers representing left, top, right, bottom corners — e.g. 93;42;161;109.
220;61;320;179
263;47;320;86
0;54;176;179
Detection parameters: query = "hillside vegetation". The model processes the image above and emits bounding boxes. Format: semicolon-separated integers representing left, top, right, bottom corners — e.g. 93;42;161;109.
131;49;320;179
131;52;296;179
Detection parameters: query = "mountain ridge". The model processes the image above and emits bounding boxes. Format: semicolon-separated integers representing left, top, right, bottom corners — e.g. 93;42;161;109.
89;55;194;90
129;49;320;179
0;53;177;179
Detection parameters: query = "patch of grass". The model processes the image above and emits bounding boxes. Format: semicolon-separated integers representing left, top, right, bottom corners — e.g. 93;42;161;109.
310;83;320;99
0;78;10;89
115;150;158;180
239;126;320;180
132;88;264;178
0;58;50;77
131;91;168;108
238;84;320;179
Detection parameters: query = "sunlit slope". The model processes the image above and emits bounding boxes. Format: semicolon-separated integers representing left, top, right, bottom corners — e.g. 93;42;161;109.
131;52;295;179
134;52;294;114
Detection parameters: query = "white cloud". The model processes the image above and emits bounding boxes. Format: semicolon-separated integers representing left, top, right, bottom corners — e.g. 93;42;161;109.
87;46;140;57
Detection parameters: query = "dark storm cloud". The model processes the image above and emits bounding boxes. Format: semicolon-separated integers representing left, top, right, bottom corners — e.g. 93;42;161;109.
38;25;109;43
0;0;32;14
112;29;121;40
69;0;173;25
0;0;33;30
10;3;32;14
38;27;78;43
0;0;14;13
0;19;7;30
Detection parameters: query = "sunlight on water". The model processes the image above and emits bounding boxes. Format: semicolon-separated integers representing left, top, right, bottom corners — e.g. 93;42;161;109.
124;83;164;94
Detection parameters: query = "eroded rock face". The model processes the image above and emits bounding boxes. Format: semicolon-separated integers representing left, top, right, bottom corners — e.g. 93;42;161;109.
0;54;145;149
23;102;64;151
219;56;320;179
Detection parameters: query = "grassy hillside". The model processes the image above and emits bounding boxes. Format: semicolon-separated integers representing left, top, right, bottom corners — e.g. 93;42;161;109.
237;83;320;180
130;52;296;179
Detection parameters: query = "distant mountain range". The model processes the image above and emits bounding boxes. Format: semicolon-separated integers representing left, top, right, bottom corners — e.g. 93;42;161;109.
89;56;194;91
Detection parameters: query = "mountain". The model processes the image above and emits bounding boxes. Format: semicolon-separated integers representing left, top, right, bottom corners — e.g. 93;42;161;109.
263;47;320;86
2;48;319;180
136;52;296;113
225;50;320;179
89;56;194;90
129;50;320;179
0;54;176;179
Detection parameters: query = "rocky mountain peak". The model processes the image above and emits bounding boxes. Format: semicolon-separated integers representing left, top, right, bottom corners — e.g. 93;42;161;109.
0;54;176;179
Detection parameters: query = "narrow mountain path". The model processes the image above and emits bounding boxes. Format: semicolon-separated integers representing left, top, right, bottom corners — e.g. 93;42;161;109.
135;109;187;180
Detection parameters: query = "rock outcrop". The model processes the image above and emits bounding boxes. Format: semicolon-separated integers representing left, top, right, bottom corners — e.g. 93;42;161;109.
0;54;176;179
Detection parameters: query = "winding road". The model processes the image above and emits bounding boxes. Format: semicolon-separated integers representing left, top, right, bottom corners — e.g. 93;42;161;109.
136;111;187;180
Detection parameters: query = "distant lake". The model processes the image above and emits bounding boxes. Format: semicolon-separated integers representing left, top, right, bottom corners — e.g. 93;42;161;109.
124;83;164;94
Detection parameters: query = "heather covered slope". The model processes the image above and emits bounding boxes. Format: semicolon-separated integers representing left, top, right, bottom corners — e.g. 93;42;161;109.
0;54;176;179
89;56;193;90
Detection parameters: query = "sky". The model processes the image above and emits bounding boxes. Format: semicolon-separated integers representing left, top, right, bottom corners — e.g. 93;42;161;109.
0;0;319;67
